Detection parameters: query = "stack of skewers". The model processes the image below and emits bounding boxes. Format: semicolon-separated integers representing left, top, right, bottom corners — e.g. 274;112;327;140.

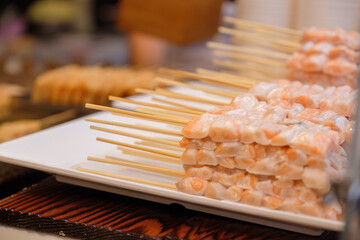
80;17;359;223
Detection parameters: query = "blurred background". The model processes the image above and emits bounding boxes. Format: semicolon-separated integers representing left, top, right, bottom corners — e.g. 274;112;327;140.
1;0;359;88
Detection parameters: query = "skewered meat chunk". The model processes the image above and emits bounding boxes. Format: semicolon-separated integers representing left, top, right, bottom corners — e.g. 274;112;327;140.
287;28;359;88
176;177;208;195
204;182;227;199
250;80;356;118
301;28;360;50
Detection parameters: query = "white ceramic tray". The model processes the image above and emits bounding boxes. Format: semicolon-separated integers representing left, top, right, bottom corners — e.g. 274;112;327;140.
0;91;344;236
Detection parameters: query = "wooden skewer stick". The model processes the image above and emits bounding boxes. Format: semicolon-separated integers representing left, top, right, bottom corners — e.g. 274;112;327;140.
109;96;203;115
158;68;253;89
229;35;297;54
115;147;181;164
196;68;265;84
207;41;290;60
86;118;182;136
136;88;229;106
212;59;283;79
87;156;184;178
155;77;238;98
97;137;181;159
156;87;229;105
152;97;206;112
91;125;180;147
223;16;301;37
77;167;177;190
249;27;300;41
112;112;185;127
135;107;196;119
86;103;189;125
219;27;300;49
135;140;183;152
213;50;287;68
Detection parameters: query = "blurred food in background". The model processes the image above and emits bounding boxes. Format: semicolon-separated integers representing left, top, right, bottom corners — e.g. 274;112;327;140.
32;65;157;106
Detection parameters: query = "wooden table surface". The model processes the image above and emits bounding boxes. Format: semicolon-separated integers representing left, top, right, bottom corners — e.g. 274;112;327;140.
0;177;339;240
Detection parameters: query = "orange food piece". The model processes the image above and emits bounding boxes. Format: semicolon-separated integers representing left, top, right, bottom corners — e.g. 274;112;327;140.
324;58;357;76
249;174;258;189
286;148;307;166
297;108;322;121
182;115;201;137
191;178;206;192
224;186;243;202
196;149;217;166
277;163;304;180
263;196;284;209
272;185;281;195
287;52;306;70
299;202;324;218
263;127;281;139
204;182;226;200
293;95;315;108
292;132;335;157
240;190;263;206
235;157;255;170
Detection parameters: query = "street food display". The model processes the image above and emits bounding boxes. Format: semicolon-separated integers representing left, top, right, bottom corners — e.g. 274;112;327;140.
0;16;358;235
81;23;358;224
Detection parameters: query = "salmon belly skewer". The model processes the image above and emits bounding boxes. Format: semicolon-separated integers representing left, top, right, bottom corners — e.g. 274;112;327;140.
287;28;360;88
176;93;348;221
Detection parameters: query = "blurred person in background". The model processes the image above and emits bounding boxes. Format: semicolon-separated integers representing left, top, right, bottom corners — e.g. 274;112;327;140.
117;0;224;67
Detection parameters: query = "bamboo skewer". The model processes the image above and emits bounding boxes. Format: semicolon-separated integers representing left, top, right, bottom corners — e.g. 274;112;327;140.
109;96;203;115
213;50;287;68
135;107;196;119
112;112;186;126
249;27;300;41
91;125;180;147
207;41;291;60
212;59;283;79
135;140;183;152
136;123;182;136
97;137;181;159
229;35;297;54
196;68;264;84
136;88;229;106
77;167;177;190
152;97;206;112
158;68;254;89
86;118;182;136
219;27;300;49
115;147;181;164
223;16;301;37
86;103;189;125
87;156;184;178
155;77;238;98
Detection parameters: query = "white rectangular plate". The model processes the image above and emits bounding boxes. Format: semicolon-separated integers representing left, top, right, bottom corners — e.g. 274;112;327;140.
0;90;344;236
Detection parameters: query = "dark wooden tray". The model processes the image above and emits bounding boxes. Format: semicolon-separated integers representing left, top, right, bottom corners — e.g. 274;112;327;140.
0;177;338;240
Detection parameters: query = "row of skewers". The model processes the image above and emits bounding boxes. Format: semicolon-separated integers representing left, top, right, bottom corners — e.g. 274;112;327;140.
81;18;359;222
